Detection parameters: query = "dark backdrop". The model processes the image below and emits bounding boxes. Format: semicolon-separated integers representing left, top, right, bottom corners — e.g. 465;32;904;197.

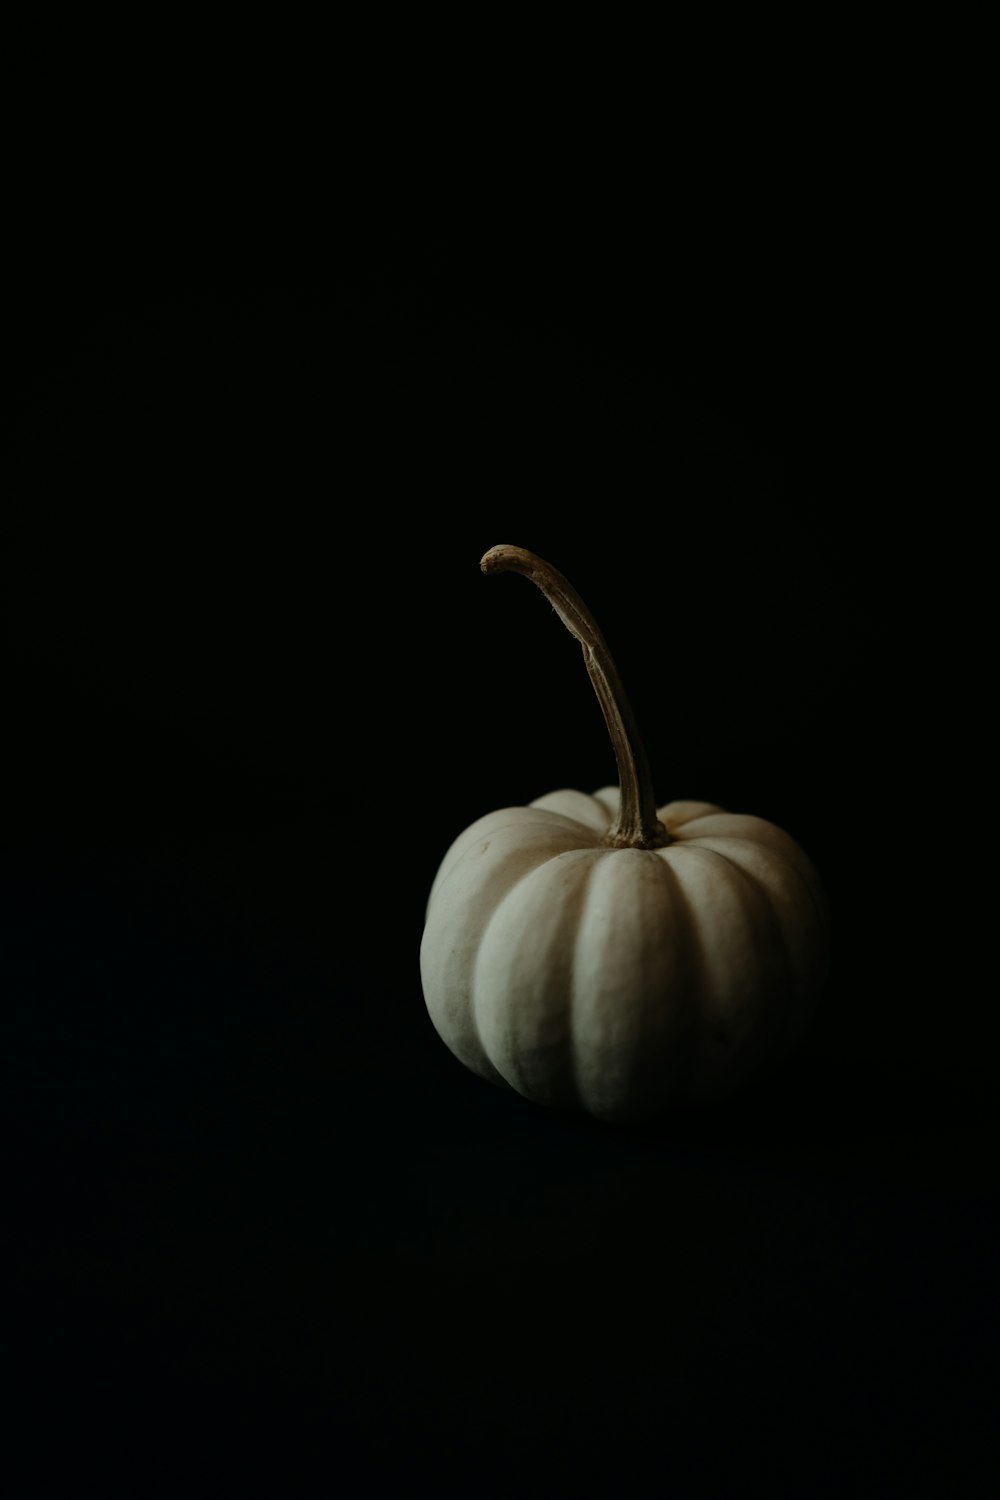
6;184;993;1496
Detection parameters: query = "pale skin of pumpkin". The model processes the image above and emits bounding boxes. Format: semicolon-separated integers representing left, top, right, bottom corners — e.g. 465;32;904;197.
420;547;830;1123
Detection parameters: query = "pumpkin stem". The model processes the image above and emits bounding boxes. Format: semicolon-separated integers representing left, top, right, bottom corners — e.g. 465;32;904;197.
481;544;669;850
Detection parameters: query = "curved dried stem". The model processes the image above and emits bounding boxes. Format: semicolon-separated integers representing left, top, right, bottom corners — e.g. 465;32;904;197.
481;544;668;849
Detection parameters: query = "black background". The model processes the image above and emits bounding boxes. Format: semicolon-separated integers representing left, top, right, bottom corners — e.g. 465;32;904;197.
6;155;994;1496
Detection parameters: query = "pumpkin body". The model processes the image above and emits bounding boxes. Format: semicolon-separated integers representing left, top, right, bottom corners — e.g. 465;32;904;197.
420;785;829;1121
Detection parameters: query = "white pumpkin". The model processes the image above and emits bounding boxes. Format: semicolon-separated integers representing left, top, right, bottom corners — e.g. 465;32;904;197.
420;546;830;1123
